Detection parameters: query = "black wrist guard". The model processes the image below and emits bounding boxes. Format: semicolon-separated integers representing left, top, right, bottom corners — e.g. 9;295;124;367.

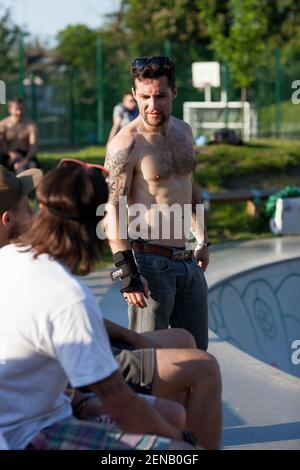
111;250;145;294
182;431;198;447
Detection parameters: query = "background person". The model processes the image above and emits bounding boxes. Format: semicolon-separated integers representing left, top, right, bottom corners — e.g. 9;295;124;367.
0;97;39;174
107;91;139;144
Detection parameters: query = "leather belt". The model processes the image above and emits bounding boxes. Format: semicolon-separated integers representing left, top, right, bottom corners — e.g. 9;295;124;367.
132;240;194;261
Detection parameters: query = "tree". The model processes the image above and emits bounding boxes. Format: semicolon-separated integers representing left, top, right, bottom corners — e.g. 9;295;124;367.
198;0;267;99
56;24;98;86
121;0;208;56
0;6;20;78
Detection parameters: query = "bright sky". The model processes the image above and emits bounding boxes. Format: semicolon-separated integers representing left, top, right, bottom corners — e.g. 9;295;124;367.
1;0;121;38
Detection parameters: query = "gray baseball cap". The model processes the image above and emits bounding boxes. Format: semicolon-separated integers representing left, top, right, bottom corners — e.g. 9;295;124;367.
0;165;43;215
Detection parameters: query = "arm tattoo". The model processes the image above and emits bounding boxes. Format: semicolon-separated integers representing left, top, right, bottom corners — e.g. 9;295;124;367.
105;141;135;202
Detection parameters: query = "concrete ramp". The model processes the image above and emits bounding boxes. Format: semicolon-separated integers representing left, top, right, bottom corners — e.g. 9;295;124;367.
208;257;300;378
205;237;300;449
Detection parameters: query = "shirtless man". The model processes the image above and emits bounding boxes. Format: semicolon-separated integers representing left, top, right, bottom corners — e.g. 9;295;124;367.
0;97;39;174
105;56;210;351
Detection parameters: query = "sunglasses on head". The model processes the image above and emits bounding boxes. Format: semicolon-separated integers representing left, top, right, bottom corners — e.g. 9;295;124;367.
58;158;109;175
131;56;172;69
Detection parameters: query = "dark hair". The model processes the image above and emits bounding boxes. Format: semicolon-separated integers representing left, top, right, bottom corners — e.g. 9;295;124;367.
131;56;176;90
17;165;108;275
8;97;24;106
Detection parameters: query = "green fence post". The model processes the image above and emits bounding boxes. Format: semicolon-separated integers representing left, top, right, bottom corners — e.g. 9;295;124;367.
68;69;75;146
164;39;171;58
18;31;25;99
96;36;104;144
275;48;281;139
30;73;37;121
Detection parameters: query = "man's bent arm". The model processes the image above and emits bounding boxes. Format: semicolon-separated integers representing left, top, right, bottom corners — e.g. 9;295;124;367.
104;136;136;253
191;180;208;245
0;121;8;154
89;370;182;440
25;123;38;161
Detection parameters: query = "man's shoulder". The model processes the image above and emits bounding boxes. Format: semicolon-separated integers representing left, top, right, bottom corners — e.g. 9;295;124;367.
108;122;137;150
171;116;193;141
171;116;192;132
23;117;37;128
0;116;9;127
107;126;137;157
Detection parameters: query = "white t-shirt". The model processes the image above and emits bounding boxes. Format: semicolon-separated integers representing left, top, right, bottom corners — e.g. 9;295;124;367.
0;244;118;450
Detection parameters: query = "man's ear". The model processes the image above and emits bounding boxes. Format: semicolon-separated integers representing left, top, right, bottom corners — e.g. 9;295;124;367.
1;210;10;227
131;87;136;100
172;87;177;100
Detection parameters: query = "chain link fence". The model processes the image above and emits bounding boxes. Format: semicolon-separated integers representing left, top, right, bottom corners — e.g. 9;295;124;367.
1;37;299;147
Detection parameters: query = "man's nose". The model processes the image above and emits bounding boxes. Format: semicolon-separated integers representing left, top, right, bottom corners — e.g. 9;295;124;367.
147;97;159;111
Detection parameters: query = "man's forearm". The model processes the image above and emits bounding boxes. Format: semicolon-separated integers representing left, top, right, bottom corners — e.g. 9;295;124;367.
25;145;37;161
90;371;182;441
103;207;131;254
191;211;208;245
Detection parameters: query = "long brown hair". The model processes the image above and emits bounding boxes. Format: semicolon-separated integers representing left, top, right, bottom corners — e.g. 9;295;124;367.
17;164;108;275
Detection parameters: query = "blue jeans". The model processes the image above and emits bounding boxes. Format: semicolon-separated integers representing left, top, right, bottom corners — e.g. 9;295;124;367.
128;252;208;350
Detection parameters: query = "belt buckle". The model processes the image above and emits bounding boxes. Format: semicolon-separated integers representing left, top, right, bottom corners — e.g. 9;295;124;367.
173;249;189;261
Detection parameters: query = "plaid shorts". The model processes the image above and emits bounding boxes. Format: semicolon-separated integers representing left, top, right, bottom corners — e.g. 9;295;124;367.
30;417;174;450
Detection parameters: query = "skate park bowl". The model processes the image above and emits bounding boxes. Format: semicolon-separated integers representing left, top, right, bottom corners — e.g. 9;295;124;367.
205;237;300;449
208;255;300;379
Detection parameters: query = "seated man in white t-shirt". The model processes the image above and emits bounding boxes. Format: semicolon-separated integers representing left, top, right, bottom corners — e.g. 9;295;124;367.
0;161;196;451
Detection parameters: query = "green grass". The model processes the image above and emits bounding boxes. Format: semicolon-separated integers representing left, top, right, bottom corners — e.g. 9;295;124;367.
208;202;272;244
38;139;300;244
194;139;300;191
39;146;106;172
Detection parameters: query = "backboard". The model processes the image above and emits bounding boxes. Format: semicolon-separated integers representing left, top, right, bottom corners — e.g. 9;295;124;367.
192;62;220;89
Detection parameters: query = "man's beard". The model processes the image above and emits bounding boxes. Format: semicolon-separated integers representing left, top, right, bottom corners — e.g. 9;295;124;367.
144;112;167;127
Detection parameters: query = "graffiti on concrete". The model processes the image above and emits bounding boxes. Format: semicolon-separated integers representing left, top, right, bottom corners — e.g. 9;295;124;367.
208;258;300;378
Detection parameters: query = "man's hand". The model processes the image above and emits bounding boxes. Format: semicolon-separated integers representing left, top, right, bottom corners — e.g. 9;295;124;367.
13;158;30;173
194;245;209;272
8;151;22;163
123;275;149;308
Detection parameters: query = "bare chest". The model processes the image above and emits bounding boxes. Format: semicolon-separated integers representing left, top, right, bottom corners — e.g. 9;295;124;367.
138;135;195;181
5;123;29;143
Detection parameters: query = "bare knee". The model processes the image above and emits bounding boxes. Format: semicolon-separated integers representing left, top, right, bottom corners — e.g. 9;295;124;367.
181;350;221;389
170;328;197;349
195;352;222;390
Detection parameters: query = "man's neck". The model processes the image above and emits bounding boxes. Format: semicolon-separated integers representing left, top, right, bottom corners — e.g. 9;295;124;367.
0;238;8;249
9;116;23;125
139;116;170;136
